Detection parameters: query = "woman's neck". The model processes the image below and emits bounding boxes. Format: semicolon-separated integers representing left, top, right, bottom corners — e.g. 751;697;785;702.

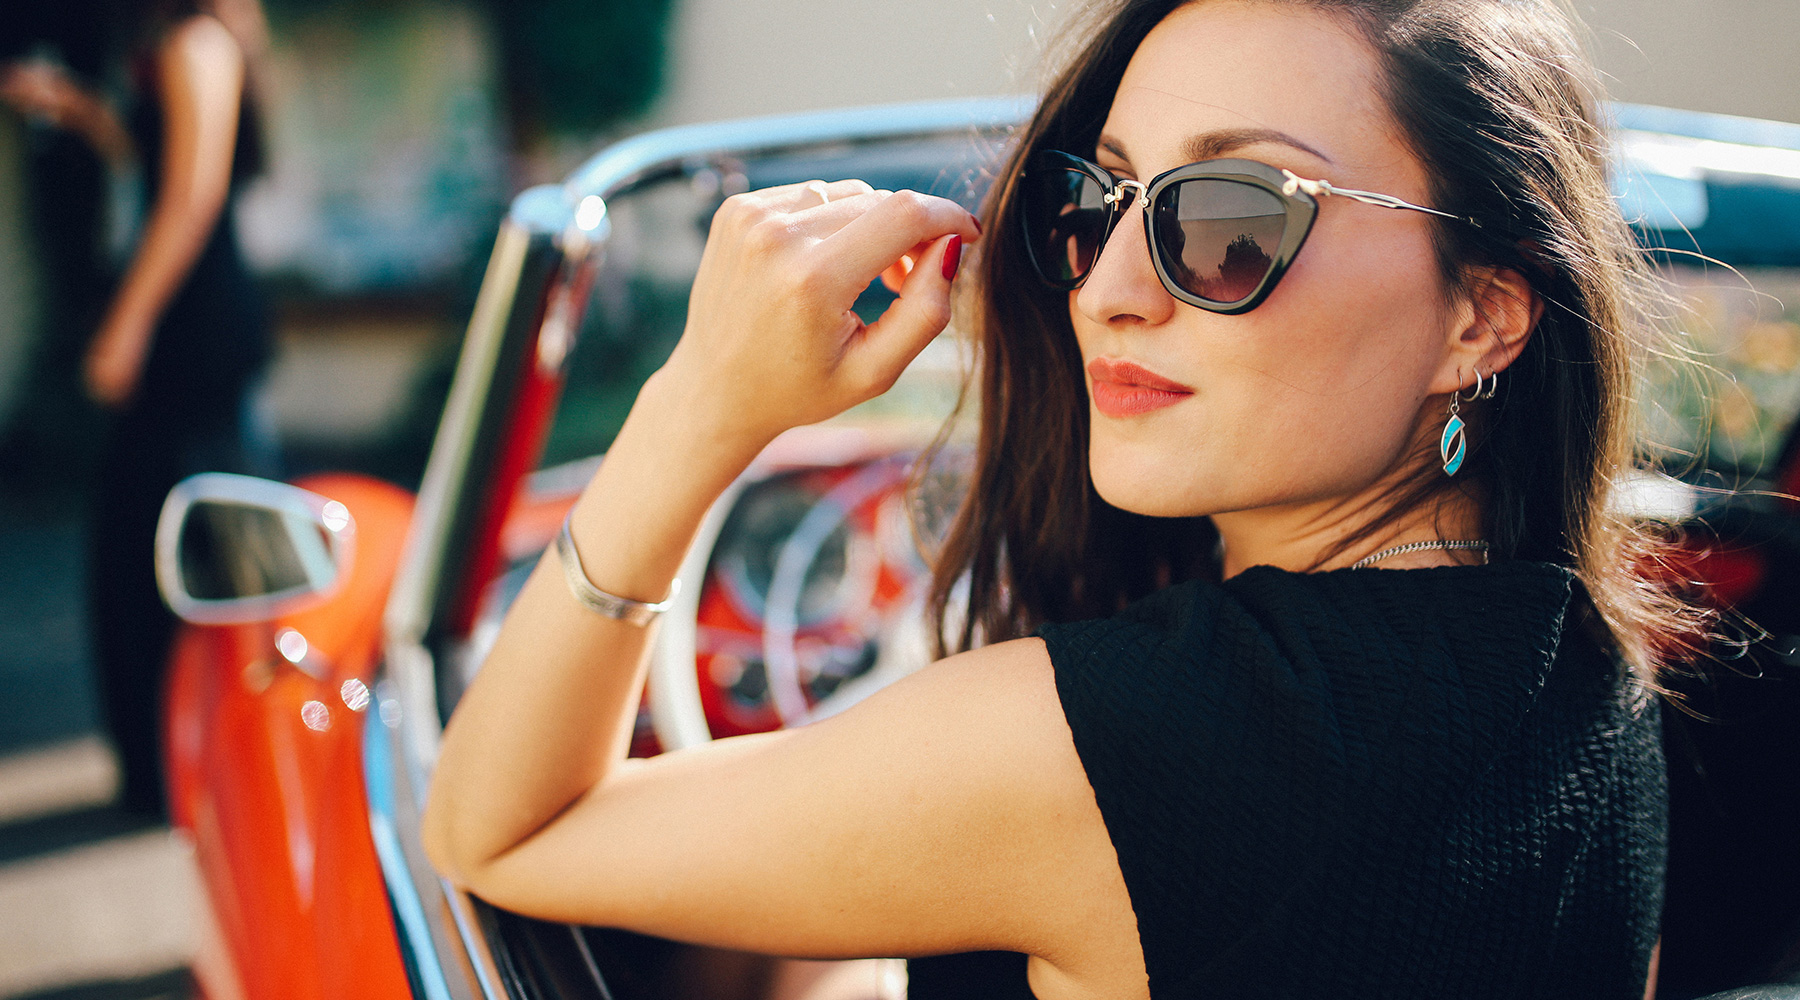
1212;481;1486;579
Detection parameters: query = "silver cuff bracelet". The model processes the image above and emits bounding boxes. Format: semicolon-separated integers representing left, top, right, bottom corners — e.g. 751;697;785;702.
555;516;680;627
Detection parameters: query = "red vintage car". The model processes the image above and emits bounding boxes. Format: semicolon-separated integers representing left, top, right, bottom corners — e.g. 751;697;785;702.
154;98;1800;1000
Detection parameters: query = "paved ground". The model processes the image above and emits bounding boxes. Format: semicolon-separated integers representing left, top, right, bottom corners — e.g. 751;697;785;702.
0;741;197;999
0;497;199;1000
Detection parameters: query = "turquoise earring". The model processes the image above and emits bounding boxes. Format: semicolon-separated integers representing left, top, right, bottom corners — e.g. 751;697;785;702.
1441;369;1497;477
1441;394;1466;476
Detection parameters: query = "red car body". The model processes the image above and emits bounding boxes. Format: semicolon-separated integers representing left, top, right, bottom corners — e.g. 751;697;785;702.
164;473;416;1000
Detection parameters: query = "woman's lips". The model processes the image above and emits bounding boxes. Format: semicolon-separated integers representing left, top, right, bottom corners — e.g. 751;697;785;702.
1086;357;1194;417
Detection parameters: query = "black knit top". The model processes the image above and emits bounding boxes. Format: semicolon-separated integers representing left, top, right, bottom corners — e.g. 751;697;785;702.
912;561;1667;1000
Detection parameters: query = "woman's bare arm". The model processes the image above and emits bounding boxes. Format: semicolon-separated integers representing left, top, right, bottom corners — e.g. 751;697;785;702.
0;60;134;167
84;16;244;406
424;178;978;875
422;183;1145;992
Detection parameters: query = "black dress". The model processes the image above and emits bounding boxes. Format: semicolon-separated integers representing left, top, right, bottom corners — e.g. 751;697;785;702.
910;561;1666;999
88;50;272;818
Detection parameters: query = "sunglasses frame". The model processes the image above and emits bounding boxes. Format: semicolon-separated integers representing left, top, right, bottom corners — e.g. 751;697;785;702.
1023;149;1467;315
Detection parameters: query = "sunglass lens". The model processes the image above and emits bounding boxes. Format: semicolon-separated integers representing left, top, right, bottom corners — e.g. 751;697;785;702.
1153;179;1287;304
1025;167;1111;286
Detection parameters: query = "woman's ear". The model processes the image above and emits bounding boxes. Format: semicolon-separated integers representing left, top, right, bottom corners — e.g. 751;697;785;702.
1438;266;1541;392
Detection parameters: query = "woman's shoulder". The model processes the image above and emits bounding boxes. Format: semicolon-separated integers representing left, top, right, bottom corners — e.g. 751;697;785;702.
154;14;243;73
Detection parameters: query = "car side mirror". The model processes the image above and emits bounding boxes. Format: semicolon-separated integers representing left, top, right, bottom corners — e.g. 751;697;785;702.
154;473;356;625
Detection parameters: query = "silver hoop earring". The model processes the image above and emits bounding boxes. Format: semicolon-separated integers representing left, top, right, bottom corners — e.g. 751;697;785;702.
1479;368;1501;400
1456;370;1483;405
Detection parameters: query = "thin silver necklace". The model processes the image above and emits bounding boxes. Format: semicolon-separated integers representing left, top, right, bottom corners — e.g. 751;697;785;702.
1348;539;1490;570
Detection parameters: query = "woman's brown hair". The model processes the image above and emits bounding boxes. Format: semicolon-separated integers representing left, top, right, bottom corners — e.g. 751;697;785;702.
927;0;1707;686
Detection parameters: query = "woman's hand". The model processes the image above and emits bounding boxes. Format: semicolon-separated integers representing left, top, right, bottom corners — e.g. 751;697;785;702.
84;321;153;408
1;60;134;165
0;60;85;124
659;179;980;450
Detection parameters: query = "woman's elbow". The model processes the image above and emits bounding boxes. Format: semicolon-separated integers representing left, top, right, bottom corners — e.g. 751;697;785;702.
420;789;485;890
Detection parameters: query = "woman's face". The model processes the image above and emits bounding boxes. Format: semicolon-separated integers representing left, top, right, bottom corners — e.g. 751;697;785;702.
1074;0;1463;520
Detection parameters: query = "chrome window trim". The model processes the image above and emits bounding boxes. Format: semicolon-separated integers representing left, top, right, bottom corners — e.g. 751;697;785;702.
368;656;508;1000
364;678;461;1000
383;216;538;650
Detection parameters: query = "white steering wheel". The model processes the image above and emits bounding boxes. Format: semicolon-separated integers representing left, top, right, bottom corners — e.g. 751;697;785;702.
648;460;931;750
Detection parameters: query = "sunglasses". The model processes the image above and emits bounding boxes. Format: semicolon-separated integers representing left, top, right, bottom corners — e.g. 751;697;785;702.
1021;150;1475;314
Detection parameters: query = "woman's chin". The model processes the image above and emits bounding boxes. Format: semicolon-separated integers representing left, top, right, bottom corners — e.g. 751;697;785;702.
1089;460;1220;520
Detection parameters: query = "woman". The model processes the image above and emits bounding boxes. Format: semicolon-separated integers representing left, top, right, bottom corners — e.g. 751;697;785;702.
424;1;1689;996
3;0;273;819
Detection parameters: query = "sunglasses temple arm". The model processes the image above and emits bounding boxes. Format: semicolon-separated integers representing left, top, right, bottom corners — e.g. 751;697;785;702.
1282;170;1480;228
1338;188;1480;226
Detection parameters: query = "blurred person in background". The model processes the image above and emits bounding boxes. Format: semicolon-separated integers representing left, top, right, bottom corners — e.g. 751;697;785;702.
0;0;275;820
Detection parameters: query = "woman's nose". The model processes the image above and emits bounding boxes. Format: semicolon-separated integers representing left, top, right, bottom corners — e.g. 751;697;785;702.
1073;205;1176;328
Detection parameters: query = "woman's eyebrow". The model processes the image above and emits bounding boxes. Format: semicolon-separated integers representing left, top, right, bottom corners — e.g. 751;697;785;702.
1097;128;1335;167
1097;136;1132;163
1182;127;1335;165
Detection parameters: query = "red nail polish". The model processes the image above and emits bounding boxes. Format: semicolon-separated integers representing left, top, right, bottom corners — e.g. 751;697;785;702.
942;235;963;281
971;215;983;237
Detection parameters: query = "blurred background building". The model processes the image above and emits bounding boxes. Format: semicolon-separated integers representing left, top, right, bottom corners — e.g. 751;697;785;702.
0;0;1795;996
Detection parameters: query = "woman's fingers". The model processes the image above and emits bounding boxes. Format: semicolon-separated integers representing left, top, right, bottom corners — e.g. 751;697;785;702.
806;178;877;205
822;190;979;288
703;182;879;252
878;239;943;294
846;234;963;392
676;181;975;437
706;184;974;304
879;256;912;295
758;178;878;214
